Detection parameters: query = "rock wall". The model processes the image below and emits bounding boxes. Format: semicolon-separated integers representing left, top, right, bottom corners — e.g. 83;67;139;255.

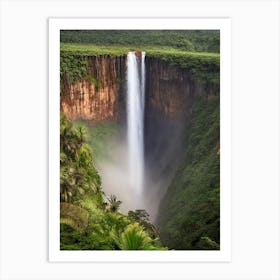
143;57;218;215
144;57;218;121
60;55;126;123
60;54;217;124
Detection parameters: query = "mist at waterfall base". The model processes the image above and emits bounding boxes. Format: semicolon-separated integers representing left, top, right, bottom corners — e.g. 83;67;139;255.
95;51;185;222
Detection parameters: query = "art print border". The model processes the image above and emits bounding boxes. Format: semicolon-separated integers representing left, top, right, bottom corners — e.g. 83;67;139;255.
48;18;231;262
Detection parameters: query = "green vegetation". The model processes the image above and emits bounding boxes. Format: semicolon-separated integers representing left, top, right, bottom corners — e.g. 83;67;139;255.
111;223;165;250
61;43;137;56
157;96;220;250
60;53;88;85
60;202;89;232
146;50;219;87
60;43;219;88
60;114;101;203
60;29;219;105
60;114;165;250
128;210;159;239
73;120;117;162
88;74;102;89
60;30;220;251
107;194;122;213
60;30;219;53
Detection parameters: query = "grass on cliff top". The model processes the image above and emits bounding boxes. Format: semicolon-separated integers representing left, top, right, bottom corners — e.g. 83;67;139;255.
60;43;219;68
60;30;220;53
61;43;219;87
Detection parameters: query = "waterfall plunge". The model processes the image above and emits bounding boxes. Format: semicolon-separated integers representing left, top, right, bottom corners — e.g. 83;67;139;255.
127;51;145;196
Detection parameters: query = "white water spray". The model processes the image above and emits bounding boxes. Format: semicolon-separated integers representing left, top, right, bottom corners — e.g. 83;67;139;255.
127;51;145;195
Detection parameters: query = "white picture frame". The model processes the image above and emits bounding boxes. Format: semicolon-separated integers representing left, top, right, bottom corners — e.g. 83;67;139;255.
1;1;279;279
49;18;231;262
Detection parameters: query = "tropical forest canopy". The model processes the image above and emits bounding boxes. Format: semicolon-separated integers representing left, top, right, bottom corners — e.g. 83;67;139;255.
60;30;220;53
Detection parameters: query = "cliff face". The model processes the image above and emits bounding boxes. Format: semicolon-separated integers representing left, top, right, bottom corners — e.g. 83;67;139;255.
156;96;220;249
60;54;217;124
143;57;218;206
145;57;217;121
60;55;126;123
146;57;197;121
142;58;220;250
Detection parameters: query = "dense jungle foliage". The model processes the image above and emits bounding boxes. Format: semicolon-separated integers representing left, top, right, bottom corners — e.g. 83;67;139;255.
157;97;220;250
61;30;220;53
60;114;166;250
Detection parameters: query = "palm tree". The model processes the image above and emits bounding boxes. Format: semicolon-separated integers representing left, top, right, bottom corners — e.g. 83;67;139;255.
75;125;87;145
60;202;89;232
117;223;150;250
107;195;122;213
60;114;101;202
128;209;159;239
111;223;166;250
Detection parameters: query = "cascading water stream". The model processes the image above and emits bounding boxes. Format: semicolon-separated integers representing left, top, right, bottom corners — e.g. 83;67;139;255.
126;51;145;196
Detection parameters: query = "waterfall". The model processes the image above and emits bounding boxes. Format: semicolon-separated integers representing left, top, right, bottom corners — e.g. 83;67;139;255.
126;51;145;195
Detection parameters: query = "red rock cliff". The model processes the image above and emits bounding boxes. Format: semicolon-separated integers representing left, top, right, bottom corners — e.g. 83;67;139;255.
60;55;217;124
145;57;217;121
144;57;219;192
60;55;126;122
